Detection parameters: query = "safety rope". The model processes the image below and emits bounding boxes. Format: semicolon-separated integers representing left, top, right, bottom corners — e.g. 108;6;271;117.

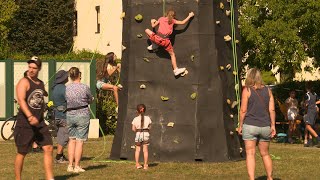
229;0;241;126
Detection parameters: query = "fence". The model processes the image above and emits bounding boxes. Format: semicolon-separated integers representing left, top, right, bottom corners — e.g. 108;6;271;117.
0;59;96;120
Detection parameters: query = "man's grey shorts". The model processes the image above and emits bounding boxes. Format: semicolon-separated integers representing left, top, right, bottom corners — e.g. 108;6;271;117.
56;119;69;146
242;124;271;142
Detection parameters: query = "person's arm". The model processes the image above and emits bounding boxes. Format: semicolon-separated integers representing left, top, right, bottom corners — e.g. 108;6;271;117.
16;78;39;126
238;87;249;134
151;19;160;28
268;88;276;138
86;85;94;104
175;12;194;25
132;125;137;132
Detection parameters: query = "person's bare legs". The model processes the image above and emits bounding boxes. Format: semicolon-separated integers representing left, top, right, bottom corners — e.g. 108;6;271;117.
306;124;319;137
258;141;273;180
57;144;63;155
288;120;294;143
168;50;178;70
244;140;256;180
68;138;76;167
42;145;54;180
101;83;119;106
15;153;26;180
143;144;149;169
135;145;141;167
74;140;84;167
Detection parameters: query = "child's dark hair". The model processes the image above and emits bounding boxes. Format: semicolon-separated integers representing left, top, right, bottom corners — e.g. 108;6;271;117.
166;10;176;24
137;104;146;129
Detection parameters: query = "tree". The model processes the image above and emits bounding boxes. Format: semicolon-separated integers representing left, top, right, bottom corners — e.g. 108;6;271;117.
8;0;75;56
239;0;320;82
0;0;18;58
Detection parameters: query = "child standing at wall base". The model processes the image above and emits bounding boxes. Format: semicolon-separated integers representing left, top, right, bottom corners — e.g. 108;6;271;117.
145;10;194;76
132;104;152;170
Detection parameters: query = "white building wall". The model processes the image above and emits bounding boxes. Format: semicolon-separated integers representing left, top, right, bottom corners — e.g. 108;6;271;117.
74;0;123;58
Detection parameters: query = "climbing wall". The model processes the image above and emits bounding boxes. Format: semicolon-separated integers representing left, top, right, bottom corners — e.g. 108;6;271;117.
111;0;244;162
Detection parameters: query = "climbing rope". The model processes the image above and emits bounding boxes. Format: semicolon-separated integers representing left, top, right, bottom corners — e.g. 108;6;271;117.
229;0;241;126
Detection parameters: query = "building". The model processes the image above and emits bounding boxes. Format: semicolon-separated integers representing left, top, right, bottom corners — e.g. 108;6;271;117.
73;0;123;58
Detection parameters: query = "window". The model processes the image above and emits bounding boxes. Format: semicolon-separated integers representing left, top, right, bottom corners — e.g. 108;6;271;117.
95;6;100;33
74;11;78;36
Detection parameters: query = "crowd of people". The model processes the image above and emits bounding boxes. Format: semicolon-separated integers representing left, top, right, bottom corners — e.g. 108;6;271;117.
13;7;320;180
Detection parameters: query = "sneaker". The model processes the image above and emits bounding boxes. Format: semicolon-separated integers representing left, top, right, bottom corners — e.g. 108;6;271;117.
55;155;68;164
73;166;85;173
173;68;186;76
147;44;158;51
67;165;74;172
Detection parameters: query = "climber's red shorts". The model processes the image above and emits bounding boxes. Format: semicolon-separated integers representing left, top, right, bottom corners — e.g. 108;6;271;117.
148;32;173;52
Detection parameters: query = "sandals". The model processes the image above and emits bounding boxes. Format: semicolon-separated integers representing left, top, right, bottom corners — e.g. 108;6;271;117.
136;164;148;170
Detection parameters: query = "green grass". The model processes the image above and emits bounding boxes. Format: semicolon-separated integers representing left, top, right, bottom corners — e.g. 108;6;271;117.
0;136;319;180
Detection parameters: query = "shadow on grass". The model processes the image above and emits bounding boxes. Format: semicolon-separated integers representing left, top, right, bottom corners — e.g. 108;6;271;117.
85;164;108;171
55;174;79;180
256;176;281;180
81;156;94;161
148;163;159;167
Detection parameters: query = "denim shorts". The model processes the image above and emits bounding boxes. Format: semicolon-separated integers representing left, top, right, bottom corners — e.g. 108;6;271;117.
242;124;271;142
67;114;90;141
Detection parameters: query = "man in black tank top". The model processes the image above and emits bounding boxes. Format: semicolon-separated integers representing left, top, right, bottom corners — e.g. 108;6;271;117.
14;57;54;180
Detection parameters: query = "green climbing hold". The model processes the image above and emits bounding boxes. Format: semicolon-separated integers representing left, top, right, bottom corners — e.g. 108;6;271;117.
190;92;197;100
135;14;143;22
137;34;143;38
143;57;150;62
190;55;195;61
161;96;169;101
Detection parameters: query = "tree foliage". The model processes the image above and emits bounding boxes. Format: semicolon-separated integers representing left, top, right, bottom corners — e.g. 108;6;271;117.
0;0;18;58
8;0;75;56
239;0;320;81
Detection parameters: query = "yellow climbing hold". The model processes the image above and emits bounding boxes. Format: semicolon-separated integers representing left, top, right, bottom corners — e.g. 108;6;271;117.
120;12;126;20
220;66;224;70
226;99;231;104
233;71;237;75
190;55;195;61
231;101;238;108
140;84;146;89
190;92;197;100
224;35;232;42
137;34;143;38
230;114;234;118
181;70;188;77
235;40;240;44
216;20;221;25
226;10;231;16
161;96;169;101
135;14;143;22
219;2;224;9
226;64;231;70
143;57;150;62
167;122;174;127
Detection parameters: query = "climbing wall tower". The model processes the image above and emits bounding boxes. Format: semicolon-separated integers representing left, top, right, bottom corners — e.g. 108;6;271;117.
111;0;244;162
